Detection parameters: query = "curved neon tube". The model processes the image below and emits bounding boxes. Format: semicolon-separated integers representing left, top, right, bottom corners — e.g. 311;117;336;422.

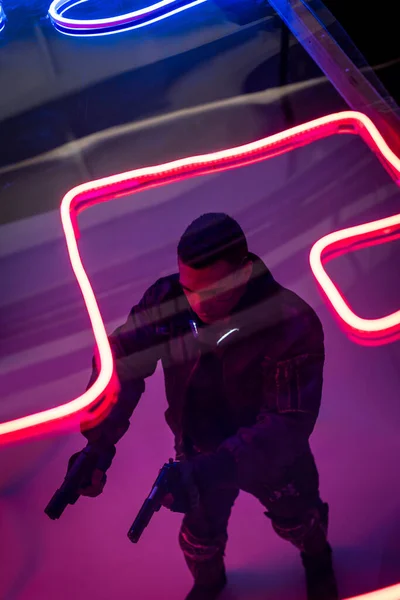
0;3;6;33
309;214;400;335
48;0;207;36
1;110;399;449
2;110;400;600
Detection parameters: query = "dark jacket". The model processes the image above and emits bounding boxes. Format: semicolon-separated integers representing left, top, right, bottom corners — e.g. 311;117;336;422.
82;252;325;480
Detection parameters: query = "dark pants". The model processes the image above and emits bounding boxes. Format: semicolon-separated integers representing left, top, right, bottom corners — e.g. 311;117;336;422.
178;448;329;585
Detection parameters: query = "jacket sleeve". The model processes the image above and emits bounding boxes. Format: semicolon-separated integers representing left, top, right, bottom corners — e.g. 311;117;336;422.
217;317;325;485
81;280;168;455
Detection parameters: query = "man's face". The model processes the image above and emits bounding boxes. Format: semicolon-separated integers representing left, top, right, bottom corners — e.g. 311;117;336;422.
178;257;253;324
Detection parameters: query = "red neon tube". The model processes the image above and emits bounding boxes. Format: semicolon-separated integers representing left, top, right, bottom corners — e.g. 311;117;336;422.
1;110;399;450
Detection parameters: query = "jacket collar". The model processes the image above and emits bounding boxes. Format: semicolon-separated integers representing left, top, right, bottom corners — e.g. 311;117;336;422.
230;251;278;316
186;253;281;345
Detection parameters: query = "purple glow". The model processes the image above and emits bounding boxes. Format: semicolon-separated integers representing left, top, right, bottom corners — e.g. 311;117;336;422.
48;0;206;36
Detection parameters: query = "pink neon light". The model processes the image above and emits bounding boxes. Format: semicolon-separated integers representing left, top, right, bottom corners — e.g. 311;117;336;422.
310;214;400;344
1;110;399;449
1;110;400;600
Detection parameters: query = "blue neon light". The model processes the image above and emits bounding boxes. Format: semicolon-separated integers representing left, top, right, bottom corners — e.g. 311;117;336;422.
0;3;6;33
48;0;207;36
54;0;178;23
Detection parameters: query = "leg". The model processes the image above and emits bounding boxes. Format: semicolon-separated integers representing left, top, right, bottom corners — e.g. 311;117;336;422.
179;480;239;588
248;448;339;600
249;448;328;553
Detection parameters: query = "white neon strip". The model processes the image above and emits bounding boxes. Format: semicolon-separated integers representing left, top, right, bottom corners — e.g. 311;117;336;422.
49;0;184;27
217;329;240;345
60;0;86;17
346;584;400;600
51;0;206;37
0;3;6;32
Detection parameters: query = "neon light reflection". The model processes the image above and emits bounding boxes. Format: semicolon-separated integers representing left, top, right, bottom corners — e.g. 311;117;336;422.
48;0;207;36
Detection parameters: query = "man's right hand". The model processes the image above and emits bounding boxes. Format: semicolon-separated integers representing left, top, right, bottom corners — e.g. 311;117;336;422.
160;460;200;513
79;468;107;497
67;451;107;498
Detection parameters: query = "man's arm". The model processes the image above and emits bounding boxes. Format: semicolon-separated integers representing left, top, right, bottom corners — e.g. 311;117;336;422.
221;351;323;452
204;315;325;489
81;280;170;455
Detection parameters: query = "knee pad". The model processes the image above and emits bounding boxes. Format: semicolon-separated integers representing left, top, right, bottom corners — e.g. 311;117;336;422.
266;501;329;553
179;524;227;562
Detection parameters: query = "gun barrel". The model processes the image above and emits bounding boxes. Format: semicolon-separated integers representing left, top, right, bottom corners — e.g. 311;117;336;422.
45;487;79;520
127;460;178;543
127;497;158;543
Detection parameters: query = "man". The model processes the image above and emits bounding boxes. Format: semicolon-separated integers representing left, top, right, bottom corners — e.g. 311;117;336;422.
67;213;339;600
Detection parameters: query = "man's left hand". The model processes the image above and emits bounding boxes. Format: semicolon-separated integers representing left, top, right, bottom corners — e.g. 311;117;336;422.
161;449;238;513
160;459;200;513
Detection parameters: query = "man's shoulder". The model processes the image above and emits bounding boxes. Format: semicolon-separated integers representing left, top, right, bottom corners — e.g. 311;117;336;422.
279;285;320;320
277;285;324;351
149;272;180;296
140;272;182;310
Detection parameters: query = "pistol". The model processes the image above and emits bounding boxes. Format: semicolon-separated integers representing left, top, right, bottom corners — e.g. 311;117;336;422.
128;458;189;543
45;446;102;520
